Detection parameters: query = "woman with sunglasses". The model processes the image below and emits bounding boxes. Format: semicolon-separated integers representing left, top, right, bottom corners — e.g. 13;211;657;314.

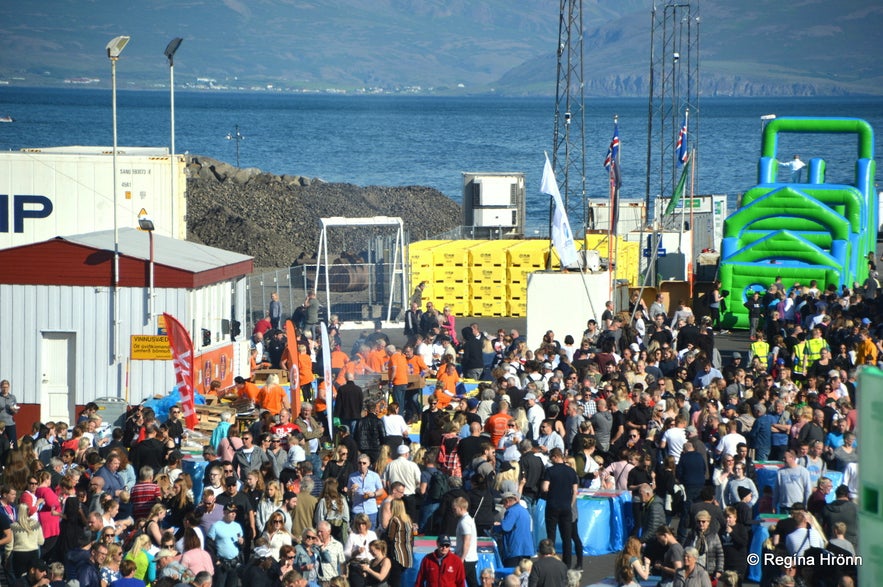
99;543;124;587
343;513;377;587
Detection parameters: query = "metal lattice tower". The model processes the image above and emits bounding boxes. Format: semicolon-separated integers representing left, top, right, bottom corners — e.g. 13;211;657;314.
551;0;587;234
645;1;700;220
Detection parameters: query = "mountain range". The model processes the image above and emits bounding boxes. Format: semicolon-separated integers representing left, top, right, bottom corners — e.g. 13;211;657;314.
1;0;881;96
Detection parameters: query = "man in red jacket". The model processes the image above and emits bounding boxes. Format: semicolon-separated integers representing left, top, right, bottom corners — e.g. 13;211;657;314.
415;534;466;587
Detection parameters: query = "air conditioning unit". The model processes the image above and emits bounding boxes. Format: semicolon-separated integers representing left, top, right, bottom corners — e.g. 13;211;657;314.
474;208;518;227
473;177;516;207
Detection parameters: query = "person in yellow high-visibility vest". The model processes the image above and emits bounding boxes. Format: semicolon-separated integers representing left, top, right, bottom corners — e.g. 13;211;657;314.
748;332;771;372
791;331;808;380
802;327;829;374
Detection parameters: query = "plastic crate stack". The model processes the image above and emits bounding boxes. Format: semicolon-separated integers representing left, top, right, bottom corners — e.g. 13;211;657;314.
467;241;509;317
430;241;472;316
505;241;558;317
407;240;446;306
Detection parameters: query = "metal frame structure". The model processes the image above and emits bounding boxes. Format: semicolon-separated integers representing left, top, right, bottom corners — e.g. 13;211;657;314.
551;0;587;234
645;1;700;219
313;216;407;326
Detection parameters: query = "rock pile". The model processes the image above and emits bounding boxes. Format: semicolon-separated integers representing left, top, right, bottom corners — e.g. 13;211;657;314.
185;156;461;268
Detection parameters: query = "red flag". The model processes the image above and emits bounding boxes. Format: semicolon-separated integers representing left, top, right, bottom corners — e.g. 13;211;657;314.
162;313;198;429
284;319;301;417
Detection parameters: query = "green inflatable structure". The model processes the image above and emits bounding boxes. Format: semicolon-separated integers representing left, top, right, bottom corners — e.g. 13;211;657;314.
719;117;878;329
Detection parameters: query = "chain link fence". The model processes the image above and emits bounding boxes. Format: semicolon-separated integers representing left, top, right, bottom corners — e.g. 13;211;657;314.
245;262;409;332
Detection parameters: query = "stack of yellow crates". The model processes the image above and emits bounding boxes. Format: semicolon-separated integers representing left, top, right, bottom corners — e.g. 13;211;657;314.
430;240;474;315
407;240;448;305
506;241;556;316
467;241;510;317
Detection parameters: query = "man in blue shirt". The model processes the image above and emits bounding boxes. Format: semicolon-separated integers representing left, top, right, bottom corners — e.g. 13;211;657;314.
348;454;384;528
497;492;533;567
208;504;244;587
76;543;107;587
749;403;777;462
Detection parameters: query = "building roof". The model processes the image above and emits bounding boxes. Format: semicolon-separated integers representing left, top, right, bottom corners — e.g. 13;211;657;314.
65;228;252;273
0;228;253;288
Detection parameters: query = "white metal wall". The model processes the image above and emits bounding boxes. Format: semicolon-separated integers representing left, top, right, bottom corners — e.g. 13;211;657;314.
0;284;186;405
0;275;250;406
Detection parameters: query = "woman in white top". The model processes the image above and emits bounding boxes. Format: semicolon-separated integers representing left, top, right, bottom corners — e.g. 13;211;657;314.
381;402;410;451
343;513;378;587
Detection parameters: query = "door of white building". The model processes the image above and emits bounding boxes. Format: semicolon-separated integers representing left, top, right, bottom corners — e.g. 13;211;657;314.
40;332;76;424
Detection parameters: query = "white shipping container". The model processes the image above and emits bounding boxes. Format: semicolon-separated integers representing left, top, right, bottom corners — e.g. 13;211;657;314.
0;146;187;250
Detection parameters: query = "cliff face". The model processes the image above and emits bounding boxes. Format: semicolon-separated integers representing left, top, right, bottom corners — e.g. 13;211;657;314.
184;156;461;268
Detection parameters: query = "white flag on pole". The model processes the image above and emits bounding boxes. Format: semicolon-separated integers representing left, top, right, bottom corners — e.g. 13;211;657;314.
541;153;579;268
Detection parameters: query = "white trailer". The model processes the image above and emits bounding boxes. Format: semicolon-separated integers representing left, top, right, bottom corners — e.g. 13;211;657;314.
0;146;187;249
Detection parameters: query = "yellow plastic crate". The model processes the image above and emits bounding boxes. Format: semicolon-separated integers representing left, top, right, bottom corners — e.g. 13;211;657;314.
507;265;536;283
471;282;506;299
507;299;527;317
468;240;511;267
433;283;466;299
506;283;527;299
433;266;469;283
507;240;551;268
469;265;508;282
471;299;507;317
409;240;449;269
410;266;435;285
432;240;478;268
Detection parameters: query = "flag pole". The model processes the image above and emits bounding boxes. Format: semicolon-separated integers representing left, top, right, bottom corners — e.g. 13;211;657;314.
688;146;696;298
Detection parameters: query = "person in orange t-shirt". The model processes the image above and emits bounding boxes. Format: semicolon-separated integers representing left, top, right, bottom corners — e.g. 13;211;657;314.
335;354;369;387
484;400;511;448
330;344;349;375
257;374;290;415
436;362;460;396
387;345;410;413
297;344;314;402
405;345;428;376
234;376;260;402
366;339;389;372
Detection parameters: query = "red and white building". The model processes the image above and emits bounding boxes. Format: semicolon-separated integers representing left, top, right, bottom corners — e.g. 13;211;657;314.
0;228;253;431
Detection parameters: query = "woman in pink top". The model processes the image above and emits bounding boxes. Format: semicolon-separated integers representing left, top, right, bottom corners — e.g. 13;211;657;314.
217;427;243;462
178;528;214;577
440;306;459;345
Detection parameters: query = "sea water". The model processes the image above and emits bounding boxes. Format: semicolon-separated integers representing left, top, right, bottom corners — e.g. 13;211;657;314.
1;87;882;233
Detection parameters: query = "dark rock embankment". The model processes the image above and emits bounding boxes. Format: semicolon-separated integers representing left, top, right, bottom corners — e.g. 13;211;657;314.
185;156;461;268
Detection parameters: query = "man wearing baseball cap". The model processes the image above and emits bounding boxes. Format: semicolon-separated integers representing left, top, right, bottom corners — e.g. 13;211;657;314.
208;503;245;587
415;535;465;587
14;560;49;587
497;492;533;568
382;444;422;522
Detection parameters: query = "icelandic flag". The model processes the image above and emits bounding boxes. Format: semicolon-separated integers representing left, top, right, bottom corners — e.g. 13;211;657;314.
603;123;620;172
676;115;688;166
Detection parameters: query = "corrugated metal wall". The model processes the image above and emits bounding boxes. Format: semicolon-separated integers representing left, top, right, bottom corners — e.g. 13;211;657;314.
0;284;186;405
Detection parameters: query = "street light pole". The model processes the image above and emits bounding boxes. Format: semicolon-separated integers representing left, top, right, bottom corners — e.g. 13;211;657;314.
138;217;156;327
165;38;183;238
107;35;130;364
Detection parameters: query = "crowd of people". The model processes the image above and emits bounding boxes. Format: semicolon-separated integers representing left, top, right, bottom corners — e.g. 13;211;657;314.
0;273;874;587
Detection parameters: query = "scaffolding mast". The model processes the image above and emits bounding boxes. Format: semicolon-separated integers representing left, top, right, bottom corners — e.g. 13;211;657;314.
645;1;700;221
551;0;587;235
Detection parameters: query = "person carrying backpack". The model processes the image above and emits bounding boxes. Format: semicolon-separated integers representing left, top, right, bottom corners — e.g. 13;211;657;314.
418;448;448;534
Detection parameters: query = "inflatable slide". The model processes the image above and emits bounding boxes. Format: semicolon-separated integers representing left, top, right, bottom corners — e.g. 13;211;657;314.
719;117;877;329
